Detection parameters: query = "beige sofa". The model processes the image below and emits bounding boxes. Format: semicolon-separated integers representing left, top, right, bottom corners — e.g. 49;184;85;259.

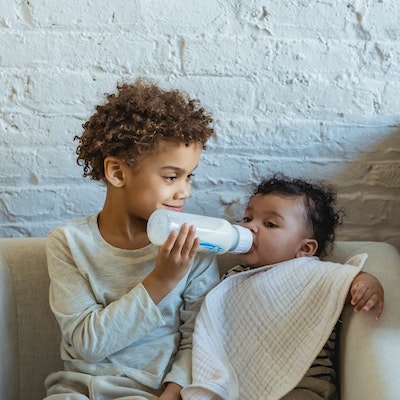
1;238;400;400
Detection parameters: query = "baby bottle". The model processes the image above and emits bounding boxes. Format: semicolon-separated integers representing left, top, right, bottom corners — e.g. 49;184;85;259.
147;209;253;254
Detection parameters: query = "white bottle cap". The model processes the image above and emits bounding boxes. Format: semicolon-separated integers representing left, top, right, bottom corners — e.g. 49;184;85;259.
231;225;253;254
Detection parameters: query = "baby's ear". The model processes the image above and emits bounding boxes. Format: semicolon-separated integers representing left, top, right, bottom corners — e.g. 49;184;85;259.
104;156;125;187
296;239;318;258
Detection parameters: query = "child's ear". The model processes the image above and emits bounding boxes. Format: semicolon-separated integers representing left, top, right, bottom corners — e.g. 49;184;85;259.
296;239;318;258
104;156;125;187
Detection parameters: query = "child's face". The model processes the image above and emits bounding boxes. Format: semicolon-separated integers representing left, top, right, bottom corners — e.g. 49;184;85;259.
238;193;314;268
122;141;202;221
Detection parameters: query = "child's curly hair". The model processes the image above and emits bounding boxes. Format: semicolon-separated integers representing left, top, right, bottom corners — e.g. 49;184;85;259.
75;78;215;181
253;174;344;258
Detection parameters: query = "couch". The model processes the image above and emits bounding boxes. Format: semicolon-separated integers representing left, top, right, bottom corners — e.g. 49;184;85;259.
1;238;400;400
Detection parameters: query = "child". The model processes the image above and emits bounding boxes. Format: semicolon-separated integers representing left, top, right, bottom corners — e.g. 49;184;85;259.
44;79;220;400
182;175;384;400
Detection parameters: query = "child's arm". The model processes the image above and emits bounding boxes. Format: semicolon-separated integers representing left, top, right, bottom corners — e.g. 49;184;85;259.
348;271;384;320
149;225;219;397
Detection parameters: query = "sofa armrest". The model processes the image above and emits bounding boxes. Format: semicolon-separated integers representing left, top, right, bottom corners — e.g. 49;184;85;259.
330;242;400;400
0;237;63;400
0;255;19;400
218;241;400;399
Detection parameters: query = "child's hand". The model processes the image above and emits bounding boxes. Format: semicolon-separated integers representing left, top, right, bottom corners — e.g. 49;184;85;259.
349;271;384;320
143;224;200;304
157;382;183;400
155;223;200;282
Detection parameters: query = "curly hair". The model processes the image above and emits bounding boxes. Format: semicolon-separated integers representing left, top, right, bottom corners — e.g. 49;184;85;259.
74;78;215;181
252;174;344;258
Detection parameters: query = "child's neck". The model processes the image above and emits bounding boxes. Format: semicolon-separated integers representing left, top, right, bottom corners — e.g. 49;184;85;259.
97;209;150;250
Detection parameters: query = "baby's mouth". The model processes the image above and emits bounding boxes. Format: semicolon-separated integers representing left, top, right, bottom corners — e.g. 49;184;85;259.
242;244;255;255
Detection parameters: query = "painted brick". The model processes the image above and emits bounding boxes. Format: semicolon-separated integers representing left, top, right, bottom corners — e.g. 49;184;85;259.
0;112;85;146
237;1;399;40
0;0;399;253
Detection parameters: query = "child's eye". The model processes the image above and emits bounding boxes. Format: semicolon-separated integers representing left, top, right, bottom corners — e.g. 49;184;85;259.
265;221;278;228
164;176;177;181
242;217;251;223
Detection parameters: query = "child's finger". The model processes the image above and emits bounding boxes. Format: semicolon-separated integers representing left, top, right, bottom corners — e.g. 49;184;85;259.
188;237;200;258
180;227;201;261
175;223;197;254
160;229;179;253
169;223;192;253
165;224;197;256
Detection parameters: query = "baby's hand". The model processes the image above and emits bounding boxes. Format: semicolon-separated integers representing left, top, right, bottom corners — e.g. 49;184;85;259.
349;271;384;320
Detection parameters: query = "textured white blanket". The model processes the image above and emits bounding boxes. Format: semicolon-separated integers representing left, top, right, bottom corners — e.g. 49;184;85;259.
181;255;366;400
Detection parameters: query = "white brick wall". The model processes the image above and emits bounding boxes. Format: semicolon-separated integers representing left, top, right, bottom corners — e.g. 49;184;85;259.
1;0;399;251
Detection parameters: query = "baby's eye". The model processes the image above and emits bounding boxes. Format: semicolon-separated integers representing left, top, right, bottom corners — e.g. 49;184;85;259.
242;217;252;223
164;176;177;181
265;221;278;228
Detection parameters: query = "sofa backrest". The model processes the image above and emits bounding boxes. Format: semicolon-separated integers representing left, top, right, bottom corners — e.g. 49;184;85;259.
0;238;63;400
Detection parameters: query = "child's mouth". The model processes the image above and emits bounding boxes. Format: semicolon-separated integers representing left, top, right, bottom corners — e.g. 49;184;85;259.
164;205;184;212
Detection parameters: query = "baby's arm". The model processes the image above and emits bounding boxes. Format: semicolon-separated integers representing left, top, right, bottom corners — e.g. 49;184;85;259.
348;271;384;320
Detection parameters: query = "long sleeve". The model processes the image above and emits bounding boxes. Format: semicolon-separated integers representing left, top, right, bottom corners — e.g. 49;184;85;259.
46;214;219;390
47;229;166;362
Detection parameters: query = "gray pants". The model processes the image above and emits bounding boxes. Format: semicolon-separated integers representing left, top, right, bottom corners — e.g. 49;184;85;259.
44;371;162;400
280;377;338;400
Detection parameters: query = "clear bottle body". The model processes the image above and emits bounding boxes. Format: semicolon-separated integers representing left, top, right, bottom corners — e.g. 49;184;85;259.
147;209;252;254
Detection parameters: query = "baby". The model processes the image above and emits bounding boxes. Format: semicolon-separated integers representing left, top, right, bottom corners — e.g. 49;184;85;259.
182;174;384;400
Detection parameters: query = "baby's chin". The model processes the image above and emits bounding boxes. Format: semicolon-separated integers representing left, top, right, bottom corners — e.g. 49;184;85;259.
237;253;248;263
238;253;259;268
238;253;273;269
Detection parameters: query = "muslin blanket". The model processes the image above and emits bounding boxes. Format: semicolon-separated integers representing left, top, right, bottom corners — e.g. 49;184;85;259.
181;254;367;400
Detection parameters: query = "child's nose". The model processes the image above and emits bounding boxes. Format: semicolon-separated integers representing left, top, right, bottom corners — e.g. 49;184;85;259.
176;180;191;199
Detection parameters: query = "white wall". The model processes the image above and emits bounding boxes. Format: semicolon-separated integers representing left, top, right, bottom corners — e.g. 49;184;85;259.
1;0;399;251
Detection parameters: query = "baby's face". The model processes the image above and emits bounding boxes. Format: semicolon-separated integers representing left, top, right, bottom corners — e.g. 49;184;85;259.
238;193;314;268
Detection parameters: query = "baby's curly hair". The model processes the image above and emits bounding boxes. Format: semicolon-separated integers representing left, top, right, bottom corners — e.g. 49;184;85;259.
75;78;215;181
253;174;344;258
